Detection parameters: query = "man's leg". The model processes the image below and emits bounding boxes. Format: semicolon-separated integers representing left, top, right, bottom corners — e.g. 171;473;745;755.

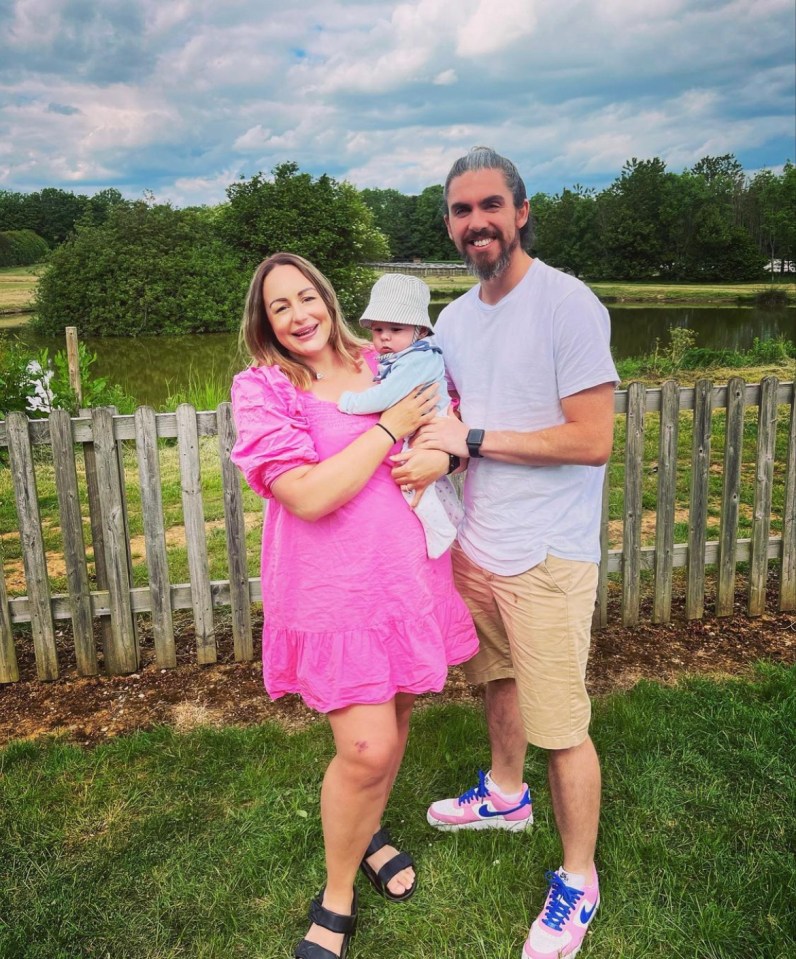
485;677;527;795
492;555;601;959
426;545;532;832
548;735;601;876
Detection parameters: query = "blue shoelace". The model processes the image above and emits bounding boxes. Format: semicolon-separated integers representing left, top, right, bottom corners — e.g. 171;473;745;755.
541;871;583;931
457;769;490;804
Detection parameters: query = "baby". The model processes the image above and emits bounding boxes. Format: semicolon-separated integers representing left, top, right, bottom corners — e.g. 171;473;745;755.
338;273;463;558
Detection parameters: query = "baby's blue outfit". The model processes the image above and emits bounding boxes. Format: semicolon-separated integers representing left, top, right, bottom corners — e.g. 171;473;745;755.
338;334;462;559
338;336;452;416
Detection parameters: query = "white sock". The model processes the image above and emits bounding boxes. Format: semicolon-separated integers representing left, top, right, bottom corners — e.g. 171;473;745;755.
485;770;525;803
557;867;587;890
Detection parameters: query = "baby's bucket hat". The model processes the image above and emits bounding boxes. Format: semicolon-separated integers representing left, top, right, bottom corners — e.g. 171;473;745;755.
359;273;432;330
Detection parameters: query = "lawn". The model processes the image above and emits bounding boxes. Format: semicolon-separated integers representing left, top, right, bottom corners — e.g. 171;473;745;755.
0;664;793;958
424;274;796;305
0;264;42;313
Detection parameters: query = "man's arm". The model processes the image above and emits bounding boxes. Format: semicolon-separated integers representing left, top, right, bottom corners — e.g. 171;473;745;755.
414;381;616;467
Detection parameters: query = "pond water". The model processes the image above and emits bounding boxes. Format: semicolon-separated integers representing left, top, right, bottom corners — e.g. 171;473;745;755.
8;303;795;409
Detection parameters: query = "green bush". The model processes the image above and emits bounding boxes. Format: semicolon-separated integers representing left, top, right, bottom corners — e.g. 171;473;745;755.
32;201;249;337
0;335;40;414
0;335;135;417
615;330;796;381
0;229;50;267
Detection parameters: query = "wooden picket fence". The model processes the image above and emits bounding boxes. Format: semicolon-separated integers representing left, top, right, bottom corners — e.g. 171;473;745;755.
0;376;794;684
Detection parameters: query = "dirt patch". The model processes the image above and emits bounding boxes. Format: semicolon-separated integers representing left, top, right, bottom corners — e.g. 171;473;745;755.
1;584;793;748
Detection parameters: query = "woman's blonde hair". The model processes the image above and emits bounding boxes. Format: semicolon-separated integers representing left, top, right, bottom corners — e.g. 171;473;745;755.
239;252;368;390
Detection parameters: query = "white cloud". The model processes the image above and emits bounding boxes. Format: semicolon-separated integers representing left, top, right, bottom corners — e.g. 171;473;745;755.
0;0;792;200
456;0;538;57
434;69;457;85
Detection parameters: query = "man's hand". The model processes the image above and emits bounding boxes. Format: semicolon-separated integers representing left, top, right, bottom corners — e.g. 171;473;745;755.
414;415;469;457
390;448;448;508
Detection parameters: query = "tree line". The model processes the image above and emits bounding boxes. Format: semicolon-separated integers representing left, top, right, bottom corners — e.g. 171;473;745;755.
362;155;795;282
0;154;792;337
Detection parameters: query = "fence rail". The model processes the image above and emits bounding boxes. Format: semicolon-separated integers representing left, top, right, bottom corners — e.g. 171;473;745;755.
1;377;794;684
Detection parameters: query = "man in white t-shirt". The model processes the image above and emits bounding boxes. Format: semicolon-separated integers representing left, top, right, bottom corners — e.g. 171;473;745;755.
394;147;618;959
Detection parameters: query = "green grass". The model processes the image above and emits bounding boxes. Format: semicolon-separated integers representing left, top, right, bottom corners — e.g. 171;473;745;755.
423;275;796;305
0;264;42;313
0;664;793;958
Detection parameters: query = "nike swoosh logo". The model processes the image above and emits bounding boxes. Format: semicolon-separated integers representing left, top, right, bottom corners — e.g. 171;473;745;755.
580;902;597;923
477;801;527;817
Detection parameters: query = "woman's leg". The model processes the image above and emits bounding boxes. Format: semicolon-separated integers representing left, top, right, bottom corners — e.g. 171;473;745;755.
303;698;407;955
362;692;417;892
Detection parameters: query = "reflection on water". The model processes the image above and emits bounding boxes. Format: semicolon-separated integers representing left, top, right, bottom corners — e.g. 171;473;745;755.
10;304;795;410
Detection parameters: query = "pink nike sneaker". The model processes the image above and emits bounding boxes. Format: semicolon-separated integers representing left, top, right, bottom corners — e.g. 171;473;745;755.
522;866;599;959
426;769;532;832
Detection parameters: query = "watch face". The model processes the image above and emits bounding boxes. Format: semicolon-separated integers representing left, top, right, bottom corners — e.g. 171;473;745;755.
467;429;484;456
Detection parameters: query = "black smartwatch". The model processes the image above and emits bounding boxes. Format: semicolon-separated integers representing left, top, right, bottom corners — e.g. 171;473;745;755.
466;428;485;458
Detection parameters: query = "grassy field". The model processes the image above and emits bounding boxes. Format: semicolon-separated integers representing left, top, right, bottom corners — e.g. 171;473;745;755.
425;274;796;304
1;664;793;959
0;265;42;314
3;265;795;314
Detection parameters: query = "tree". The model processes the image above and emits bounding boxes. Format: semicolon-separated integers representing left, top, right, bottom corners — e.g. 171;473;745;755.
220;162;389;318
597;158;672;279
532;186;599;277
0;229;50;266
33;201;247;336
360;188;417;260
747;163;796;274
412;185;457;261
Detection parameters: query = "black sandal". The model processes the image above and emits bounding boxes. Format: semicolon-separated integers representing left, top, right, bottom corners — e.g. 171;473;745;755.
294;888;358;959
359;827;416;902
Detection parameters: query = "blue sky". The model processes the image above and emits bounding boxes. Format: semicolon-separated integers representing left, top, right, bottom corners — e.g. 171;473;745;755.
1;0;794;206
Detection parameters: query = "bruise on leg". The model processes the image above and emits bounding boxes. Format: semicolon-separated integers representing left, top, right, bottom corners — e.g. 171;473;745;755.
354;740;369;753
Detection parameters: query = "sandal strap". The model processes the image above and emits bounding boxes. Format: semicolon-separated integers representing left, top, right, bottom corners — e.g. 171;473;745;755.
308;895;357;934
375;850;414;886
364;826;392;858
294;939;341;959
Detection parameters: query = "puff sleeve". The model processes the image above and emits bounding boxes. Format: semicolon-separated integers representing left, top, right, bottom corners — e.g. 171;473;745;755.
230;365;319;499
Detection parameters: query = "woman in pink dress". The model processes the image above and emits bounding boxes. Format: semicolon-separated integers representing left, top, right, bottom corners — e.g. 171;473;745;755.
230;253;478;959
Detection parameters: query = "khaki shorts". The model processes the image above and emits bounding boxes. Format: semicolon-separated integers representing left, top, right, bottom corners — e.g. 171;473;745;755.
452;545;598;751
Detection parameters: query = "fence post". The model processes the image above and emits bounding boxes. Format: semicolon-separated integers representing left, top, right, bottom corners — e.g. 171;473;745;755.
65;327;82;406
686;379;713;620
622;382;645;626
92;407;138;673
176;403;216;664
592;466;610;630
0;542;19;683
716;377;745;616
652;380;679;623
49;409;97;675
81;407;115;662
6;412;58;680
780;383;796;612
749;376;778;616
134;406;176;668
218;402;253;660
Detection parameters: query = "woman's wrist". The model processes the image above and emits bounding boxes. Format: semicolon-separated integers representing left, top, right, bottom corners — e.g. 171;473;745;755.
374;422;398;444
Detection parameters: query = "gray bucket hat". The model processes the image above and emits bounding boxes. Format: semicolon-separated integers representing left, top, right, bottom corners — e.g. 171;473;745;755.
359;273;432;330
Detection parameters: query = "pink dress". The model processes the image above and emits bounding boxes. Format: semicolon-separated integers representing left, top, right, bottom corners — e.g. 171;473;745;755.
230;350;478;713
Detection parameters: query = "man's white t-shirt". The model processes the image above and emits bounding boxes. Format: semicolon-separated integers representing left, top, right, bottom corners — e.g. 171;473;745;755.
434;259;619;576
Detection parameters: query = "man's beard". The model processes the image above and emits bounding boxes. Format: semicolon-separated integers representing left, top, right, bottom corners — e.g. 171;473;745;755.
461;229;520;282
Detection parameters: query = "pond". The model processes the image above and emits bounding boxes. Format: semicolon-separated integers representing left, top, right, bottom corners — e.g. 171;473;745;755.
8;303;795;410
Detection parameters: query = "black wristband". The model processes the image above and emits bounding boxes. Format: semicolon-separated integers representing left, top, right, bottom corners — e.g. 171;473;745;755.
375;422;397;444
447;453;461;474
